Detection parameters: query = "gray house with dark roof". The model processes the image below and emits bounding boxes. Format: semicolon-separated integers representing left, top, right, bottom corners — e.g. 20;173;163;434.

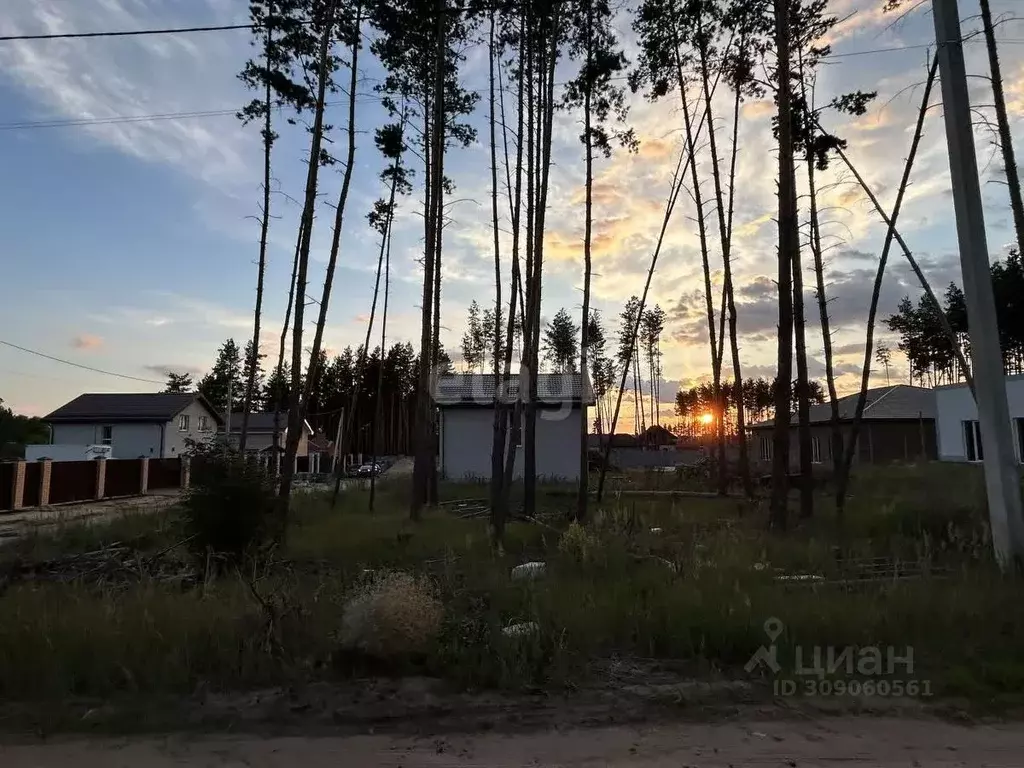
43;393;222;459
433;373;594;481
746;385;937;469
221;412;314;457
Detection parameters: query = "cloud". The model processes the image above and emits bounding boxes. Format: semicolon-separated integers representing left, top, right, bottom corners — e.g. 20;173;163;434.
71;334;103;350
741;100;775;119
142;363;202;378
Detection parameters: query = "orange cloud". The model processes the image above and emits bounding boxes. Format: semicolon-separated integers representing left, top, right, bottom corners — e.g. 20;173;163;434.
636;136;677;161
742;100;775;119
1007;66;1024;117
71;334;103;351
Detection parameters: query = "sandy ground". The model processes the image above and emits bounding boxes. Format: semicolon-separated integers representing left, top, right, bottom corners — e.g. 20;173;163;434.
3;717;1023;766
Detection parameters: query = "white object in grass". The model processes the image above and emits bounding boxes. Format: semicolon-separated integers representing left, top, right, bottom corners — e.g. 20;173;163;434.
649;527;663;535
502;621;540;637
511;561;546;580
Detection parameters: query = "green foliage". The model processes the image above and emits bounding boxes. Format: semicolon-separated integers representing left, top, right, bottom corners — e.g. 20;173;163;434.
542;308;580;374
198;338;244;415
0;397;49;458
162;371;195;393
181;441;277;563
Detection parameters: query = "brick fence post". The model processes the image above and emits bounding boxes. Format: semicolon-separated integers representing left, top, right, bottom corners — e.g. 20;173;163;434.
139;457;150;495
39;458;52;507
95;457;107;500
180;456;191;490
10;460;26;510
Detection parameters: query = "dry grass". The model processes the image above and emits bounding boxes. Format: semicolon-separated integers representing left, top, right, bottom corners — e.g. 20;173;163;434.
340;570;443;659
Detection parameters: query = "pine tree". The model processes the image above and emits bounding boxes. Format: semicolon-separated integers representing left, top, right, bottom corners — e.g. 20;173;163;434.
163;372;195;393
198;339;244;416
543;308;580;374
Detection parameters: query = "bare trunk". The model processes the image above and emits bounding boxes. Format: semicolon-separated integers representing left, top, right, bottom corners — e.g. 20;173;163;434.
522;10;539;518
277;5;338;524
770;0;795;531
370;211;395;512
240;14;274;454
836;56;939;514
980;0;1024;256
272;214;304;467
577;6;593;524
792;219;813;519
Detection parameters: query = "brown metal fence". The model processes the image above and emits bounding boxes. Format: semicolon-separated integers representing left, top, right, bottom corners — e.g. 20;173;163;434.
48;460;97;505
0;462;13;511
22;461;42;508
105;458;142;498
148;458;181;490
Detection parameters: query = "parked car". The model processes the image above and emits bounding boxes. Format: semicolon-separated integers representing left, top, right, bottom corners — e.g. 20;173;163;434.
356;463;382;477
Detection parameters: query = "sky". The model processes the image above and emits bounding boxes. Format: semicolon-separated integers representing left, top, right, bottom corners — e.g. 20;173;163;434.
0;0;1022;422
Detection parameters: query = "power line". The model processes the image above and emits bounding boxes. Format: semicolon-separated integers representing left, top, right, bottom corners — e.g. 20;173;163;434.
0;340;165;385
0;23;254;42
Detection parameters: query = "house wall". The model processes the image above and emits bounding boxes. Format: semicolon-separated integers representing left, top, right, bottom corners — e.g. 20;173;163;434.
935;377;1024;461
51;423;164;459
440;406;583;481
223;429;309;456
749;420;937;471
50;400;217;460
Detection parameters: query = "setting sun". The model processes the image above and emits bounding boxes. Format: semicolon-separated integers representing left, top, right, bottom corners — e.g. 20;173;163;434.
700;413;714;425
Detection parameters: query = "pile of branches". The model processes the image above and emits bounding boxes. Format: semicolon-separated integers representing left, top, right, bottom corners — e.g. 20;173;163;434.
0;539;199;594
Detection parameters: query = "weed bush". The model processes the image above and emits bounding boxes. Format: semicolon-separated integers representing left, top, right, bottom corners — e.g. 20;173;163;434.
339;570;443;660
181;441;277;563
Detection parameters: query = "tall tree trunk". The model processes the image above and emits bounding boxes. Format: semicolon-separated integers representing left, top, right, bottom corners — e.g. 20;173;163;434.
522;10;539;518
412;3;446;520
770;0;796;531
980;0;1024;257
241;11;275;454
805;111;842;484
272;216;304;468
792;218;813;519
277;5;338;523
836;56;939;516
679;78;722;476
576;2;594;524
724;68;752;497
370;219;394;512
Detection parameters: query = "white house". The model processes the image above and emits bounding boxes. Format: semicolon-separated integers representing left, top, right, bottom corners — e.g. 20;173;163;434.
41;392;222;460
935;374;1024;462
433;373;593;482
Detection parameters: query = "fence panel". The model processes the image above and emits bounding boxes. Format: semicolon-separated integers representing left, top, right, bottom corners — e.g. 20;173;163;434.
105;459;141;498
48;460;97;505
22;462;41;508
148;458;181;491
0;462;13;511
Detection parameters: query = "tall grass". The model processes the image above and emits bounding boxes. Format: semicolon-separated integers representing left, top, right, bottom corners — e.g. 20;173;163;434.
1;465;1022;709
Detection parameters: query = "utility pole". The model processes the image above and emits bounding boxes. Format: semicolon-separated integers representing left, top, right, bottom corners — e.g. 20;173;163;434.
933;0;1024;568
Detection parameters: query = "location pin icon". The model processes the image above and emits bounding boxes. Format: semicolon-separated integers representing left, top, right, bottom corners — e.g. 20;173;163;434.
764;617;784;642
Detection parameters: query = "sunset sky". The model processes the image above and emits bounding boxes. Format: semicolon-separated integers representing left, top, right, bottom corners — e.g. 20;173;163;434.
1;0;1022;422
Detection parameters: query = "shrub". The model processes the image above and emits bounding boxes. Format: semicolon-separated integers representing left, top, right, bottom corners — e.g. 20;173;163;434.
558;521;599;563
181;440;277;563
339;570;442;659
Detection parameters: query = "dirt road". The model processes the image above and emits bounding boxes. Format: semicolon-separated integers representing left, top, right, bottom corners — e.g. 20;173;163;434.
3;717;1022;767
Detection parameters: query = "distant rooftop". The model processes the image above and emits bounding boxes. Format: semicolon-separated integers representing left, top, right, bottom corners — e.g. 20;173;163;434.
748;385;935;428
433;373;594;406
44;393;221;424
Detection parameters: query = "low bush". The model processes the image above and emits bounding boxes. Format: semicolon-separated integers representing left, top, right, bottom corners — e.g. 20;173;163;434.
181;441;277;563
339;570;443;660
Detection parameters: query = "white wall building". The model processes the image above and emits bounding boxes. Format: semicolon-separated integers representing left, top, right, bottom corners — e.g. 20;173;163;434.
434;373;592;482
935;375;1024;462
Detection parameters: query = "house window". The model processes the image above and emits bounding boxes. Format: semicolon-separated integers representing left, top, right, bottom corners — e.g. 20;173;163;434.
963;420;983;462
810;436;822;464
198;415;210;432
178;414;190;432
759;435;772;461
100;425;113;445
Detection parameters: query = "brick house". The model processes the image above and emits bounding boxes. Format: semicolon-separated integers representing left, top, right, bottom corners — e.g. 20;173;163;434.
746;385;937;470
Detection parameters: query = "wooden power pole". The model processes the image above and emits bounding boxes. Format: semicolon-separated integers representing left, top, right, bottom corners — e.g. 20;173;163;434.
933;0;1024;568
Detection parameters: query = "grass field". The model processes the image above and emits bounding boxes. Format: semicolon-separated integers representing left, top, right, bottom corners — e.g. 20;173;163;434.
1;461;1022;725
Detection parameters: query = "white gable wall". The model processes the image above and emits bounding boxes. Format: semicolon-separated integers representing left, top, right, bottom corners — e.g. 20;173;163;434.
440;406;583;481
935;375;1024;461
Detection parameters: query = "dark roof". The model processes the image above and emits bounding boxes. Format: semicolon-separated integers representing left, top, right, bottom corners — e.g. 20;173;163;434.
433;373;594;406
223;412;313;435
44;393;222;424
748;385;935;429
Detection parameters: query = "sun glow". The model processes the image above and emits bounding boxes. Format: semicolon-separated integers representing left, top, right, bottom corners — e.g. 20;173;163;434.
700;413;714;425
